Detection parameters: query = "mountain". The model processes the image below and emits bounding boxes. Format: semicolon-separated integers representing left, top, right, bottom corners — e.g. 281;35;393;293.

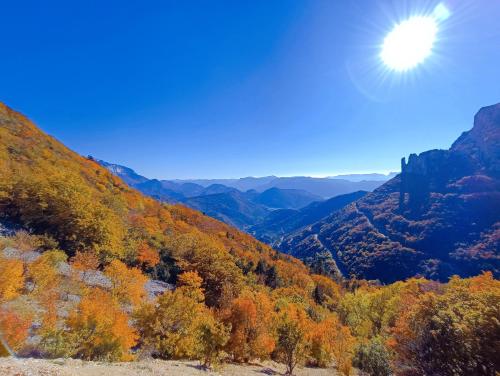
97;160;149;186
134;179;186;202
200;184;240;196
253;187;322;209
328;172;398;182
97;161;331;231
0;102;313;307
177;176;278;191
250;191;367;244
174;176;387;198
181;188;322;230
251;177;384;198
96;161;324;231
278;104;500;283
183;191;270;229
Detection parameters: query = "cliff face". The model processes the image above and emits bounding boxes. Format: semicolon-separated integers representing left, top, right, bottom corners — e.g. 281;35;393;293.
279;104;500;283
451;103;500;176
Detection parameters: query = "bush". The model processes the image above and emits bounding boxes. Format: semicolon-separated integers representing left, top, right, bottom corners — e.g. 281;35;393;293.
353;337;392;376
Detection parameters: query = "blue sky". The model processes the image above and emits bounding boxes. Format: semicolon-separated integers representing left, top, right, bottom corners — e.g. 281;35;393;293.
1;0;499;179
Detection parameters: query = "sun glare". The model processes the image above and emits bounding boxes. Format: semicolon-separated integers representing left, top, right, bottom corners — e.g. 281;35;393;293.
381;16;438;71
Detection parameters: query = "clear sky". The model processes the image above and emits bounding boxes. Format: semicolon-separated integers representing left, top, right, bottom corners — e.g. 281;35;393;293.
1;0;499;179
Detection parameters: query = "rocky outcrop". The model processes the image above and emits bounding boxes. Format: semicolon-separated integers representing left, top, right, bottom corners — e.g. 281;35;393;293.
279;104;500;282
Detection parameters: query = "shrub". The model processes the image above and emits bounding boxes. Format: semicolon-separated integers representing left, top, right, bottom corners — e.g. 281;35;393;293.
353;337;392;376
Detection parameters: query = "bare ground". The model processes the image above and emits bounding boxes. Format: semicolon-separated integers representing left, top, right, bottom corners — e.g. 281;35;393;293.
0;357;345;376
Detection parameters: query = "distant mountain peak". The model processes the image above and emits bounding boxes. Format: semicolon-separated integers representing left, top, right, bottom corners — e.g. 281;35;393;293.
97;160;149;186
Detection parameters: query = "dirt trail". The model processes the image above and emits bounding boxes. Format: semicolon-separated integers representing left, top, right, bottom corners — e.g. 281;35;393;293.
0;357;344;376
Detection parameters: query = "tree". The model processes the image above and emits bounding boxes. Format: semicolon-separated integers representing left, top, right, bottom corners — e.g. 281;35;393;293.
311;274;342;311
0;308;31;352
197;314;230;368
65;288;137;361
137;242;160;268
27;250;67;294
275;305;311;375
390;272;500;376
104;259;147;306
353;336;391;376
309;316;356;375
71;251;100;277
224;291;275;362
134;272;216;360
0;256;24;301
175;234;243;308
177;271;205;303
266;266;282;289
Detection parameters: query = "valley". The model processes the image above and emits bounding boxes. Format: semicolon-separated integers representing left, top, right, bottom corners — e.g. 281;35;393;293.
0;103;498;375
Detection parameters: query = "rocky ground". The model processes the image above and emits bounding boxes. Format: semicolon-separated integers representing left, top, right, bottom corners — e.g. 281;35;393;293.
0;357;347;376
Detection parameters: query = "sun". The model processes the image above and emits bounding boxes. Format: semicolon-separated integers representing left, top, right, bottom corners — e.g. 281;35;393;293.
381;16;438;71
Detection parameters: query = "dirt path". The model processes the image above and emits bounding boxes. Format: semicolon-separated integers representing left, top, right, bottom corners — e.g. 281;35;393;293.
0;357;343;376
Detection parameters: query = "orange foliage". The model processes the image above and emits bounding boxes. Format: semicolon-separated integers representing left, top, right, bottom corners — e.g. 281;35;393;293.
28;250;67;293
71;251;100;272
137;242;160;268
0;256;24;301
311;274;342;310
224;291;276;362
0;308;31;352
67;288;137;361
104;260;147;306
177;271;205;302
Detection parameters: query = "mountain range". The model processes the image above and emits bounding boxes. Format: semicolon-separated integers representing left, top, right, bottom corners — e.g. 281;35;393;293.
98;161;390;239
98;160;392;200
278;103;500;283
0;101;314;305
1;100;498;287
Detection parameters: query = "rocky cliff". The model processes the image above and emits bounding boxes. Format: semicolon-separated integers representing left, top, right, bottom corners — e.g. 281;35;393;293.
279;104;500;282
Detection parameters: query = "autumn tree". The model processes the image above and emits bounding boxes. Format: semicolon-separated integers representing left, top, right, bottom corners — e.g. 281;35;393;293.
136;242;160;269
309;315;356;375
177;271;205;302
311;274;342;311
27;250;67;294
65;288;137;361
0;308;31;353
104;259;147;306
0;255;24;301
274;305;311;375
197;314;230;368
175;234;243;308
70;251;100;280
391;272;500;375
224;291;275;362
134;271;225;360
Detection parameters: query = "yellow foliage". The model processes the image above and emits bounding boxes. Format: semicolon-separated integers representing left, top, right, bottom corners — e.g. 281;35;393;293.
66;288;137;361
104;260;147;306
0;255;24;301
28;250;67;294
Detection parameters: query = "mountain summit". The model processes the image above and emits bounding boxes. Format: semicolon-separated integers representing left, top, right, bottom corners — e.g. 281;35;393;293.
278;104;500;282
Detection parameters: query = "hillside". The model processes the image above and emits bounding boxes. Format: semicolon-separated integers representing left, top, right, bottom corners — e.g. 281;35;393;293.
100;161;388;200
252;177;384;198
1;103;498;375
98;160;329;231
250;191;367;244
182;191;270;229
0;102;313;306
279;104;500;282
253;187;322;209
